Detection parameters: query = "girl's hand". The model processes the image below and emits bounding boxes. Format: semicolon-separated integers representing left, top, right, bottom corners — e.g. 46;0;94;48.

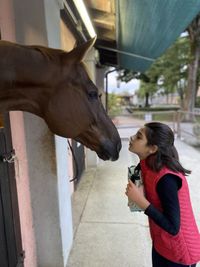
125;180;150;210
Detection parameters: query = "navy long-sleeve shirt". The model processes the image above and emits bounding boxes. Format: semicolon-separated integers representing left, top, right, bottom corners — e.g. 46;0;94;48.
144;174;182;236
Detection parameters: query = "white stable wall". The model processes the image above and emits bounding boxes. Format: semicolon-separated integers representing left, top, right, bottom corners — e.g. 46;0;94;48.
44;0;73;265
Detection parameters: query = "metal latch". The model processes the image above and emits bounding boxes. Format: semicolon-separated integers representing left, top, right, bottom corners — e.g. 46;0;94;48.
1;150;16;163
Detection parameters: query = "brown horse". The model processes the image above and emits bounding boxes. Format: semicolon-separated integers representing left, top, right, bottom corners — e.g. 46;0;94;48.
0;38;121;160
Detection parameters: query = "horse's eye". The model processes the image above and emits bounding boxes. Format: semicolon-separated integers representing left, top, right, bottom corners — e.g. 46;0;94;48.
88;91;98;100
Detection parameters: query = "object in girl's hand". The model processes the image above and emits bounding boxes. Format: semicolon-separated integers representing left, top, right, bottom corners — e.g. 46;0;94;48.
127;164;144;212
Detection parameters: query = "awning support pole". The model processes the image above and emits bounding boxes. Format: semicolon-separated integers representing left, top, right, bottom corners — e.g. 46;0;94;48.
105;68;118;113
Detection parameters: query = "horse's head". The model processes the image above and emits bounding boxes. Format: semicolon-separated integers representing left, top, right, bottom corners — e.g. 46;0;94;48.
44;38;121;161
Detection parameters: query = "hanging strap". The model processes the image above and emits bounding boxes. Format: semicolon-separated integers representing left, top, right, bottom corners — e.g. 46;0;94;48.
67;139;79;182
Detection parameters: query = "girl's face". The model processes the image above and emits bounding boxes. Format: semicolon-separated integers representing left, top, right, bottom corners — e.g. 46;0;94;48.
129;127;156;159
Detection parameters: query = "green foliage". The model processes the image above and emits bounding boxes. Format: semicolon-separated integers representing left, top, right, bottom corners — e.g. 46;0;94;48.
137;80;157;98
117;70;150;83
195;96;200;107
117;36;191;105
140;36;190;98
107;93;122;116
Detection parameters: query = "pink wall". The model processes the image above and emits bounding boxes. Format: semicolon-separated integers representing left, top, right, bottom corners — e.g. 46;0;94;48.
0;1;37;266
10;112;37;267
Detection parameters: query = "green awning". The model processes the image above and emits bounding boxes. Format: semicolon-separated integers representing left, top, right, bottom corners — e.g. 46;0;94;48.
117;0;200;72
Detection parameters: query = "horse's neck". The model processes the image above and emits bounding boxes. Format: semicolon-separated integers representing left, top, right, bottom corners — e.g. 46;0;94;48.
0;87;46;116
0;42;59;116
0;42;60;85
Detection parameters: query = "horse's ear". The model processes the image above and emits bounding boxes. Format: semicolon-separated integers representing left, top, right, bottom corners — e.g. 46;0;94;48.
66;37;96;62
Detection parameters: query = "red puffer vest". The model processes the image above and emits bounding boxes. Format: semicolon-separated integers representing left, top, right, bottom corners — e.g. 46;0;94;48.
141;159;200;265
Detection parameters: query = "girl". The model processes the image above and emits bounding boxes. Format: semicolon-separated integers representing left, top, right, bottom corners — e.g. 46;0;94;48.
126;122;200;267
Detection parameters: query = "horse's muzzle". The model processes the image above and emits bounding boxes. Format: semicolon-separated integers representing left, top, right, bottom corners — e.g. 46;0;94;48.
98;139;122;161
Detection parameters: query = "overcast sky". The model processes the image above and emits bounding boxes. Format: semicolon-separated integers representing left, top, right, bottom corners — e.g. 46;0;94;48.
106;70;140;95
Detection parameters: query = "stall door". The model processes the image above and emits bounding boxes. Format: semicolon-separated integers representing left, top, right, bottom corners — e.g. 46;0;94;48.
0;113;24;267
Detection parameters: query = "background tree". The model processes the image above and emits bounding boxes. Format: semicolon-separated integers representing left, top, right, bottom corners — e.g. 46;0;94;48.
117;36;190;108
137;60;161;107
138;37;189;107
157;37;189;107
117;12;200;113
184;13;200;113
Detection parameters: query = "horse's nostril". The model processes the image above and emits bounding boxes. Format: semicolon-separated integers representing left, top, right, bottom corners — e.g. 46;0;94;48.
98;139;121;161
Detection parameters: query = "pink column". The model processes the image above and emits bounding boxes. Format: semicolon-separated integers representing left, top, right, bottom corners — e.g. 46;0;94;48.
0;1;37;266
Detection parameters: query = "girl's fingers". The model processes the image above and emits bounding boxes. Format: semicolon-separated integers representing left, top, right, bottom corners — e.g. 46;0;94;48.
128;179;135;186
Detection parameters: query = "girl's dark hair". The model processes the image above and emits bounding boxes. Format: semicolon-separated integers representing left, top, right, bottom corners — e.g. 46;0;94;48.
145;122;191;175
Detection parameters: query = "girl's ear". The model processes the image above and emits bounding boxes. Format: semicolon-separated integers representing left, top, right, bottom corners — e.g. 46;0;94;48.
149;145;158;154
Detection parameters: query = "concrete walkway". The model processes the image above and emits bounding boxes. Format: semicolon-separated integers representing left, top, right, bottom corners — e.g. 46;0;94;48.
67;116;200;267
